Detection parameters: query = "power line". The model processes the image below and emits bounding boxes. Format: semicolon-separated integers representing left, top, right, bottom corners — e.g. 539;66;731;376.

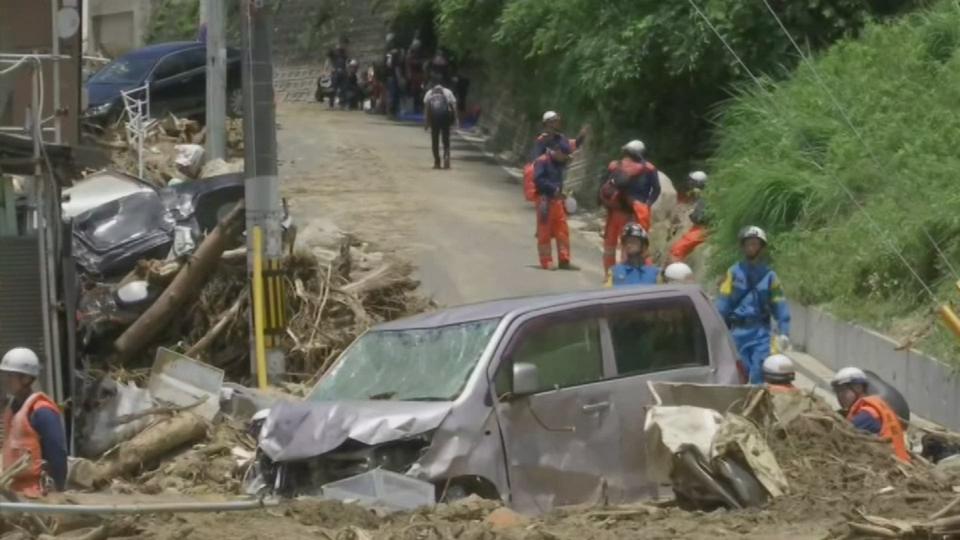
686;0;939;302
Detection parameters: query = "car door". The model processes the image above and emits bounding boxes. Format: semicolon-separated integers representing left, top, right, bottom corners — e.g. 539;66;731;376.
149;48;206;118
492;306;623;514
599;294;715;501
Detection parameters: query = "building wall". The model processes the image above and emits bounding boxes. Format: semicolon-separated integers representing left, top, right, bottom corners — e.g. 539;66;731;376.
86;0;151;57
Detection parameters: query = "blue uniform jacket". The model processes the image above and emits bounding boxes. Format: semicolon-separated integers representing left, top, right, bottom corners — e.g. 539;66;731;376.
607;263;659;286
534;156;567;198
531;132;583;161
9;397;67;490
715;261;791;334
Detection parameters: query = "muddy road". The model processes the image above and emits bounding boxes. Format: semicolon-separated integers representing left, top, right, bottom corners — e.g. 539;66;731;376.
277;104;605;306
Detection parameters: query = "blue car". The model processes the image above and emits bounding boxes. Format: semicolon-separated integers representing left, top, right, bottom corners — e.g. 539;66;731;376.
83;41;242;128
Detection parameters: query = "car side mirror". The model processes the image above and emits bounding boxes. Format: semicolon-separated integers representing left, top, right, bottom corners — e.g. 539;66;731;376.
513;362;540;397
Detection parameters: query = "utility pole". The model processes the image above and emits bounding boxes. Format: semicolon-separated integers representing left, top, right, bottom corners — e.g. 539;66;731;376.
204;0;226;161
242;0;285;384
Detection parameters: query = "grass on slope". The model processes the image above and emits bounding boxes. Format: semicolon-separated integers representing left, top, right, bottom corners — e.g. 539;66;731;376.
707;0;960;363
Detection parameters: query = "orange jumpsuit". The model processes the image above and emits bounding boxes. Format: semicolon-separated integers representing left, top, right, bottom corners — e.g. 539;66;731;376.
533;154;571;268
600;158;658;272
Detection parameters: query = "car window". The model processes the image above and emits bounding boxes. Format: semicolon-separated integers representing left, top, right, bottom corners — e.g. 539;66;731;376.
500;310;604;394
153;52;189;81
180;47;206;71
607;296;709;376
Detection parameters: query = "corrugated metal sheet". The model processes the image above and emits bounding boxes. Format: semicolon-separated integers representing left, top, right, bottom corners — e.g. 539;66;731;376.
0;235;45;360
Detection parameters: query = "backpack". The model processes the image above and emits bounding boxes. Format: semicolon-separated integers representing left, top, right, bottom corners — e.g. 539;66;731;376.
427;89;452;118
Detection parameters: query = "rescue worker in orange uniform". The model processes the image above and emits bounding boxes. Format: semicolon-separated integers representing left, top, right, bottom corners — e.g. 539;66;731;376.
670;171;709;262
598;140;661;272
523;111;587;202
831;367;911;462
762;354;798;393
533;140;575;270
0;348;67;497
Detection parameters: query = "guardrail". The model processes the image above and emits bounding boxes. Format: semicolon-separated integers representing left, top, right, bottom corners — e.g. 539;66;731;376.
790;302;960;431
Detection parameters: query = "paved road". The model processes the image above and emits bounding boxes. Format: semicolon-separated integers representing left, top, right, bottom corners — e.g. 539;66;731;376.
278;103;605;306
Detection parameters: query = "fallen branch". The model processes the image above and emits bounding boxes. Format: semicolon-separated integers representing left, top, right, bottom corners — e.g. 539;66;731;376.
930;495;960;520
38;525;108;540
113;203;245;364
0;454;30;489
847;522;898;538
186;293;245;357
110;396;209;426
342;262;415;296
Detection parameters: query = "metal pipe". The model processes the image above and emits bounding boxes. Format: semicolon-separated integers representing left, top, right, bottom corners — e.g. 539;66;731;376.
51;0;62;144
0;498;279;515
938;305;960;340
0;53;70;60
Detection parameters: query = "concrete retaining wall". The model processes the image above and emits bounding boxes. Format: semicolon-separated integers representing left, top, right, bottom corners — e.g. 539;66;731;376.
790;302;960;430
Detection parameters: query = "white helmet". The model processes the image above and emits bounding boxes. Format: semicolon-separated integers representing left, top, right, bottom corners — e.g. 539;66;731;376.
0;348;41;377
564;195;578;215
623;140;646;159
542;110;559;123
664;262;694;284
831;366;868;388
688;171;708;189
763;354;795;382
738;225;768;245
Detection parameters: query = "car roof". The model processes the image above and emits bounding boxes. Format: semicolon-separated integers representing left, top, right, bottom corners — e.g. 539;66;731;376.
122;41;202;60
373;285;704;330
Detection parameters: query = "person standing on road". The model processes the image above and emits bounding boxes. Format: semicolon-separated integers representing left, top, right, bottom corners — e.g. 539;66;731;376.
598;140;660;272
605;224;659;286
715;226;791;384
524;111;588;203
326;37;349;110
762;354;798;392
831;367;911;462
0;348;67;497
384;34;405;118
424;80;458;170
533;140;576;270
670;171;709;263
405;39;427;115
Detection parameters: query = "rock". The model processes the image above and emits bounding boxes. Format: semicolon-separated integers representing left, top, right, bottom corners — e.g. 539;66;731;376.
485;507;529;529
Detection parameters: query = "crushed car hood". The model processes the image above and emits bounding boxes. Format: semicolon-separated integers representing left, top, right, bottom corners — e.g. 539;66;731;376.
259;399;453;462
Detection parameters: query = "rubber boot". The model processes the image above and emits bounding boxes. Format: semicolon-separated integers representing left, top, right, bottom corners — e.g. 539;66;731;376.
443;152;451;170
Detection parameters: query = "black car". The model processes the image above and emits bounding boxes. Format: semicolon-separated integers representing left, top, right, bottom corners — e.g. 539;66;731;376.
83;41;242;128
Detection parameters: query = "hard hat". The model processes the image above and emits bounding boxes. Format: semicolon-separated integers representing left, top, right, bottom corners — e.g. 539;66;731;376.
622;140;646;159
542;111;559;123
621;223;649;242
688;170;708;190
831;366;868;388
0;348;41;377
348;59;358;67
738;225;768;245
763;354;795;380
564;195;578;215
664;262;694;283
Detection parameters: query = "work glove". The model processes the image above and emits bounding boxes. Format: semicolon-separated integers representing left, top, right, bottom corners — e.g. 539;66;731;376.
776;334;791;353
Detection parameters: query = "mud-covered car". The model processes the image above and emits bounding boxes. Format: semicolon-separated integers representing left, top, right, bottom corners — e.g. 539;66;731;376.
254;286;739;513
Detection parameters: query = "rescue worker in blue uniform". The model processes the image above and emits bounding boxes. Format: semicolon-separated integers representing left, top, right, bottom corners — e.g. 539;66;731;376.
715;226;791;384
605;224;659;287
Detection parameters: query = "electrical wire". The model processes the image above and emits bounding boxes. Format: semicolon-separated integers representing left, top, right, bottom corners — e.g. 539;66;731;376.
757;0;959;284
686;0;940;303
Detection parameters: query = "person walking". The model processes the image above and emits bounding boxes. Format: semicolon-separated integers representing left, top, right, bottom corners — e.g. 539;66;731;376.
424;80;458;169
598;140;660;272
533;141;576;270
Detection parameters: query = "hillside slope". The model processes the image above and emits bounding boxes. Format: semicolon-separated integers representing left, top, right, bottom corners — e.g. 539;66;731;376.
707;0;960;362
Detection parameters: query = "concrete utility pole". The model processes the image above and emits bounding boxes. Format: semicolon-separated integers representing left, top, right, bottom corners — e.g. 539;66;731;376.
241;0;286;382
204;0;226;161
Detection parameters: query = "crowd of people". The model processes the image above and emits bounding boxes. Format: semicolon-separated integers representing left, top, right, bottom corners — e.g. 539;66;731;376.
520;109;910;464
319;35;471;121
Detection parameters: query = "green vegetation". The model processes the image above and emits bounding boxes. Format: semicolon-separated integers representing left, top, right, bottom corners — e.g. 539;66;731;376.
707;0;960;360
146;0;200;44
428;0;922;173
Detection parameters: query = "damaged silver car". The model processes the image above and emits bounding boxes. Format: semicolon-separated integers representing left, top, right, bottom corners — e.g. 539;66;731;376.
255;286;739;513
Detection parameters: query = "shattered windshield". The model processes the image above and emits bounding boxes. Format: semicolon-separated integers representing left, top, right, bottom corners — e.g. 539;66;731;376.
309;318;500;402
90;56;157;84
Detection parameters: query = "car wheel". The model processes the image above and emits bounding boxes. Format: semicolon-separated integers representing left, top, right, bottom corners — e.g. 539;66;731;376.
228;87;243;118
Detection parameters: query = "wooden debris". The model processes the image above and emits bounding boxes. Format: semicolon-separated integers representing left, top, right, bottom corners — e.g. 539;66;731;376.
112;203;245;364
